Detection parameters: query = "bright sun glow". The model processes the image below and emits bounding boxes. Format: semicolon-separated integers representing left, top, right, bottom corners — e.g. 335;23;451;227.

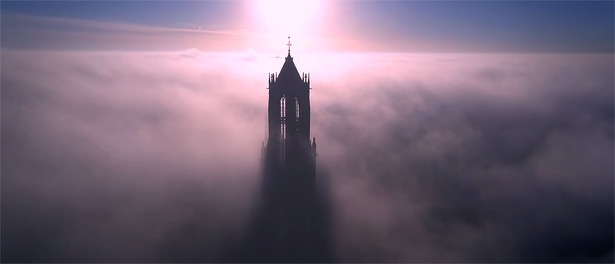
255;0;325;43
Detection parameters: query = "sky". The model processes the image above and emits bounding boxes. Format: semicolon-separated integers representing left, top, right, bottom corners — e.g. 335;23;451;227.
1;0;613;52
1;0;614;263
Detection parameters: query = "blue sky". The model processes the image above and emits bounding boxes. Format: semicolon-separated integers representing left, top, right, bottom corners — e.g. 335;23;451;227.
1;1;613;52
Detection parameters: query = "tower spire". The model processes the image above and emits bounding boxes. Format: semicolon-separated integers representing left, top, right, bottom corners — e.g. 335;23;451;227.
286;36;292;58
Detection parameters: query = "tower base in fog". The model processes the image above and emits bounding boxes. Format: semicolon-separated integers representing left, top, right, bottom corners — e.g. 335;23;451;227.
240;166;334;262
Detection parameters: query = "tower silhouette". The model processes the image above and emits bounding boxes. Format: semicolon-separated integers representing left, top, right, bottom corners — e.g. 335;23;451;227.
241;38;331;262
265;37;317;199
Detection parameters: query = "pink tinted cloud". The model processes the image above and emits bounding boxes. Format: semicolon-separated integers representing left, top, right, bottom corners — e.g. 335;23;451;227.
2;50;613;262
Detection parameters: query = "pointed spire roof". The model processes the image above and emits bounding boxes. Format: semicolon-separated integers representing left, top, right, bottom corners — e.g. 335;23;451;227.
278;36;301;82
278;56;301;81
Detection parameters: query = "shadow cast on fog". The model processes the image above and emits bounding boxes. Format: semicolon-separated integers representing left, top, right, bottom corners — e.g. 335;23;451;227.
235;166;335;262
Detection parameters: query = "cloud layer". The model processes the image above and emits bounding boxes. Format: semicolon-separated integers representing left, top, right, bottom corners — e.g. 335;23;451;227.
2;50;613;262
308;53;614;262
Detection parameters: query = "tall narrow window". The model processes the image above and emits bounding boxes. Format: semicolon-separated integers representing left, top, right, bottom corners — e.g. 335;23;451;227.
280;96;286;139
295;98;300;121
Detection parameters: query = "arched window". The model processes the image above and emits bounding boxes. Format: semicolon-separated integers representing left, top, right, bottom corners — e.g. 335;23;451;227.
295;98;300;121
280;96;286;139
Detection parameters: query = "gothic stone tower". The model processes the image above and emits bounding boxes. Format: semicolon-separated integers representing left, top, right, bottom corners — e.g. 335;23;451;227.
266;44;317;182
252;41;320;261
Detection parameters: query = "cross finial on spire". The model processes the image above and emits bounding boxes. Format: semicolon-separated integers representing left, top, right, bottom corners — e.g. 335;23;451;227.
286;36;292;57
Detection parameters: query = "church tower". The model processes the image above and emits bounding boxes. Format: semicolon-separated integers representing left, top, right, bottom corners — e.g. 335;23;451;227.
250;38;323;262
266;37;317;172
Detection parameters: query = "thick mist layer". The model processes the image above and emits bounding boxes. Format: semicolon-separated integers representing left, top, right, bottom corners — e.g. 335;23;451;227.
309;53;614;262
2;50;613;262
